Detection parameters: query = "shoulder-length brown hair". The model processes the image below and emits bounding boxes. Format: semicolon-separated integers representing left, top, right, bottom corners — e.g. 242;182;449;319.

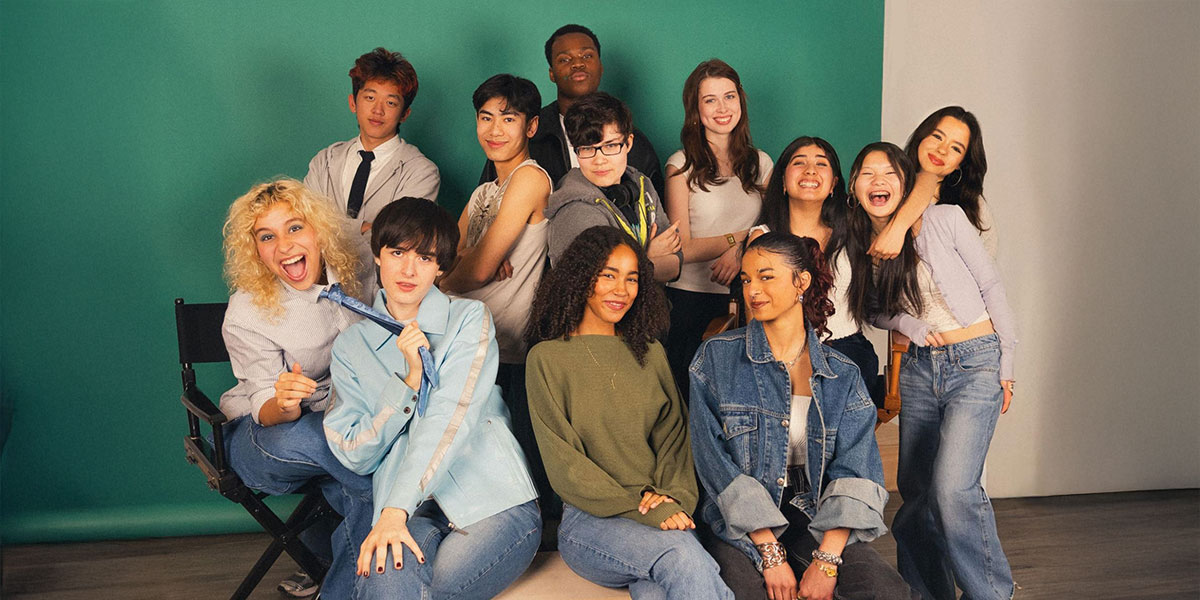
677;59;761;194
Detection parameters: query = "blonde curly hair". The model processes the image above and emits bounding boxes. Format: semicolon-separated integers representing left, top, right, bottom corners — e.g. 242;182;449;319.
222;178;362;315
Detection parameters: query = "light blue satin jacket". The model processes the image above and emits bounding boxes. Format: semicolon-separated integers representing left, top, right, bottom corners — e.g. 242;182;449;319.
324;287;537;526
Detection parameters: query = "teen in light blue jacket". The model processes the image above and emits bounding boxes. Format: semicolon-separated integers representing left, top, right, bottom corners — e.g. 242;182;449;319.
324;198;539;600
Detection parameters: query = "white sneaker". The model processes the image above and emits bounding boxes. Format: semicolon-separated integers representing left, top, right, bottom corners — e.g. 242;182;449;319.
277;571;319;598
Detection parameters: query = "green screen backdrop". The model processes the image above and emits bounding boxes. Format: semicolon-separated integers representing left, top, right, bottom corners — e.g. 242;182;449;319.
0;0;883;543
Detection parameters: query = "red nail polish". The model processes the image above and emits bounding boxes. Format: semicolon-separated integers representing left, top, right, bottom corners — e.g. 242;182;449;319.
377;566;384;574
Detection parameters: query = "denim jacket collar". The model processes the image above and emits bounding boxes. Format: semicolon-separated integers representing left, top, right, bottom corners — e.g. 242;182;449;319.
367;287;451;349
744;319;838;381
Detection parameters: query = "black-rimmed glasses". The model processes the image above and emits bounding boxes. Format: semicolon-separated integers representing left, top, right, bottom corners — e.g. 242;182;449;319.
575;140;627;159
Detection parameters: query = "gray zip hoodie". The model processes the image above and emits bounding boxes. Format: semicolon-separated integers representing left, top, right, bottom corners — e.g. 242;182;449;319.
545;167;671;268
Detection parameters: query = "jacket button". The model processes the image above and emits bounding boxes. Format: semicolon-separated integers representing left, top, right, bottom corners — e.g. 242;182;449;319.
781;419;789;427
776;477;785;486
403;407;411;414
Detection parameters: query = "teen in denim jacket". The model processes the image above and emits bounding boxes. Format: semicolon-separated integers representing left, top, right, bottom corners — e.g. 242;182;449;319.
690;232;915;600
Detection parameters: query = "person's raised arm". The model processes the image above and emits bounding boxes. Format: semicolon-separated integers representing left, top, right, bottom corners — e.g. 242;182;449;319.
222;318;306;427
323;331;422;475
440;166;550;293
870;170;940;259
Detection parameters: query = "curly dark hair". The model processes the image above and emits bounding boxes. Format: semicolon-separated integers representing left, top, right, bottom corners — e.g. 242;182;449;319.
744;232;835;339
524;226;668;365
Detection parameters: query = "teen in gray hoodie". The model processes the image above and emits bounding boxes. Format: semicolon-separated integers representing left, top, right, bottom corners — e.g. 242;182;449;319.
545;92;681;281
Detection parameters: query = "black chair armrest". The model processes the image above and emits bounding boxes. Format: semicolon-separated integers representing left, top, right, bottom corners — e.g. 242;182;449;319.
182;385;227;426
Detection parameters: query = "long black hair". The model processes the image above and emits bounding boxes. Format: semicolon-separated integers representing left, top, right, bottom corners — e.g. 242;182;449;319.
755;136;847;258
744;232;835;339
843;142;922;325
903;106;989;232
524;226;668;365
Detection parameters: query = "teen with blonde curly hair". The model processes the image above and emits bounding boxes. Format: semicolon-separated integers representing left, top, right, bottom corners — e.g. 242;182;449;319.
219;178;372;600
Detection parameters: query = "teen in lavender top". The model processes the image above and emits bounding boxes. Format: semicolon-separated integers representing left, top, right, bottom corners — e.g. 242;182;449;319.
843;143;1016;600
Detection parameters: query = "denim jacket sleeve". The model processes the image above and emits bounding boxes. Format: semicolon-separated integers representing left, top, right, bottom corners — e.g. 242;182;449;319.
807;373;889;545
324;329;418;476
689;345;788;540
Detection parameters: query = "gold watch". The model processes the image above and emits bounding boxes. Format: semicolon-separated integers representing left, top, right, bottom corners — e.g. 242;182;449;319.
725;233;737;247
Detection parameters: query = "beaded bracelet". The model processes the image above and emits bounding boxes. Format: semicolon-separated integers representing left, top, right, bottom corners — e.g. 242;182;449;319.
755;541;788;570
811;549;843;566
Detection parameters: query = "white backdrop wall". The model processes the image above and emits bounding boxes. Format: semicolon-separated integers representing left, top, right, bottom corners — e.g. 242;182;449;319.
881;0;1200;498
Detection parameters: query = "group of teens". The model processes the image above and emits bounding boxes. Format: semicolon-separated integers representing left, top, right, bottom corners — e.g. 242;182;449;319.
215;23;1018;600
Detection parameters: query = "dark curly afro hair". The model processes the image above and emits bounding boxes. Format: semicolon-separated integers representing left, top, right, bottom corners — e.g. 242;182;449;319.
524;226;668;365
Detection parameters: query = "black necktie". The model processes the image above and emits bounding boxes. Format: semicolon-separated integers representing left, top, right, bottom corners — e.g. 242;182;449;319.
346;150;375;218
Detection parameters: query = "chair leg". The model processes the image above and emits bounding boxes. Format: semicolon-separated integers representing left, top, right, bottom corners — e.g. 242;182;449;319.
231;536;285;600
231;490;330;599
279;491;333;582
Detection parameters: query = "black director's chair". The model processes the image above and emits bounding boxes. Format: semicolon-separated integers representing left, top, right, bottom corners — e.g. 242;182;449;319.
174;298;332;600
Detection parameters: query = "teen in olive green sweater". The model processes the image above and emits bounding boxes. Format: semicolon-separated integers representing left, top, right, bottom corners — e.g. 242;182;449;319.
524;225;732;599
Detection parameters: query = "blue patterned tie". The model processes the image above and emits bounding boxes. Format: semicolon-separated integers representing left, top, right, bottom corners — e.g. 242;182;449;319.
319;283;438;416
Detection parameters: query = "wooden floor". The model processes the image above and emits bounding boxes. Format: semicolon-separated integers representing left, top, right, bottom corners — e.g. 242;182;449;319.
3;489;1197;599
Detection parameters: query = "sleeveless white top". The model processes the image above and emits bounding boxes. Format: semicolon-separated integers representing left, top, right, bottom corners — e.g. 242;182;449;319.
788;394;812;467
666;149;772;294
459;160;551;363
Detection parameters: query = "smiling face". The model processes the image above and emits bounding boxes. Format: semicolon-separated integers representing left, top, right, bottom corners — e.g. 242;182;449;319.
577;123;632;187
741;248;810;324
697;76;741;137
548;32;603;100
476;96;537;164
783;144;837;204
375;242;442;321
578;244;640;334
853;150;906;228
348;78;409;150
916;116;971;177
254;202;323;291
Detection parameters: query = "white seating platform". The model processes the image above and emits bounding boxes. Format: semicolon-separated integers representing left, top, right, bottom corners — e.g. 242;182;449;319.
496;551;633;599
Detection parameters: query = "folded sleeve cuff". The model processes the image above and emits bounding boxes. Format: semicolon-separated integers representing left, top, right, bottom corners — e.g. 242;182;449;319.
717;474;789;539
807;477;888;544
248;388;275;425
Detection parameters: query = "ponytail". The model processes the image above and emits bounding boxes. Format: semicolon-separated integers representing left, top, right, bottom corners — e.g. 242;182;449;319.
745;232;835;339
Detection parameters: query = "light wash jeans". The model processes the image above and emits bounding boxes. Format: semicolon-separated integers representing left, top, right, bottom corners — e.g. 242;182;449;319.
225;411;374;600
353;499;541;600
892;334;1014;600
558;504;734;600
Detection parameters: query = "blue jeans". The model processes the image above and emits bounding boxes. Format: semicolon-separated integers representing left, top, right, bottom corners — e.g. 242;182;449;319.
226;412;373;600
558;504;733;600
892;335;1013;600
354;499;541;600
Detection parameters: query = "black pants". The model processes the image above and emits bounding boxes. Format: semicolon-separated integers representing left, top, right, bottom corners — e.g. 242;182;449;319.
497;362;561;547
665;287;732;405
826;332;886;410
702;489;916;600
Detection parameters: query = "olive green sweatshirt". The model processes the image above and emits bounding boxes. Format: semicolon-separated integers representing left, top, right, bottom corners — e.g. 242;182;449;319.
526;336;698;528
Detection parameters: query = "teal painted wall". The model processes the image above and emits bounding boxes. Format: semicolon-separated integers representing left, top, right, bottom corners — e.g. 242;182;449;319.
0;0;883;543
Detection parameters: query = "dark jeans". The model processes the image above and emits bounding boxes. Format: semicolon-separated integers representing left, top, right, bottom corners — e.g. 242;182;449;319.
665;287;732;405
702;488;916;600
497;362;561;545
827;331;886;410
